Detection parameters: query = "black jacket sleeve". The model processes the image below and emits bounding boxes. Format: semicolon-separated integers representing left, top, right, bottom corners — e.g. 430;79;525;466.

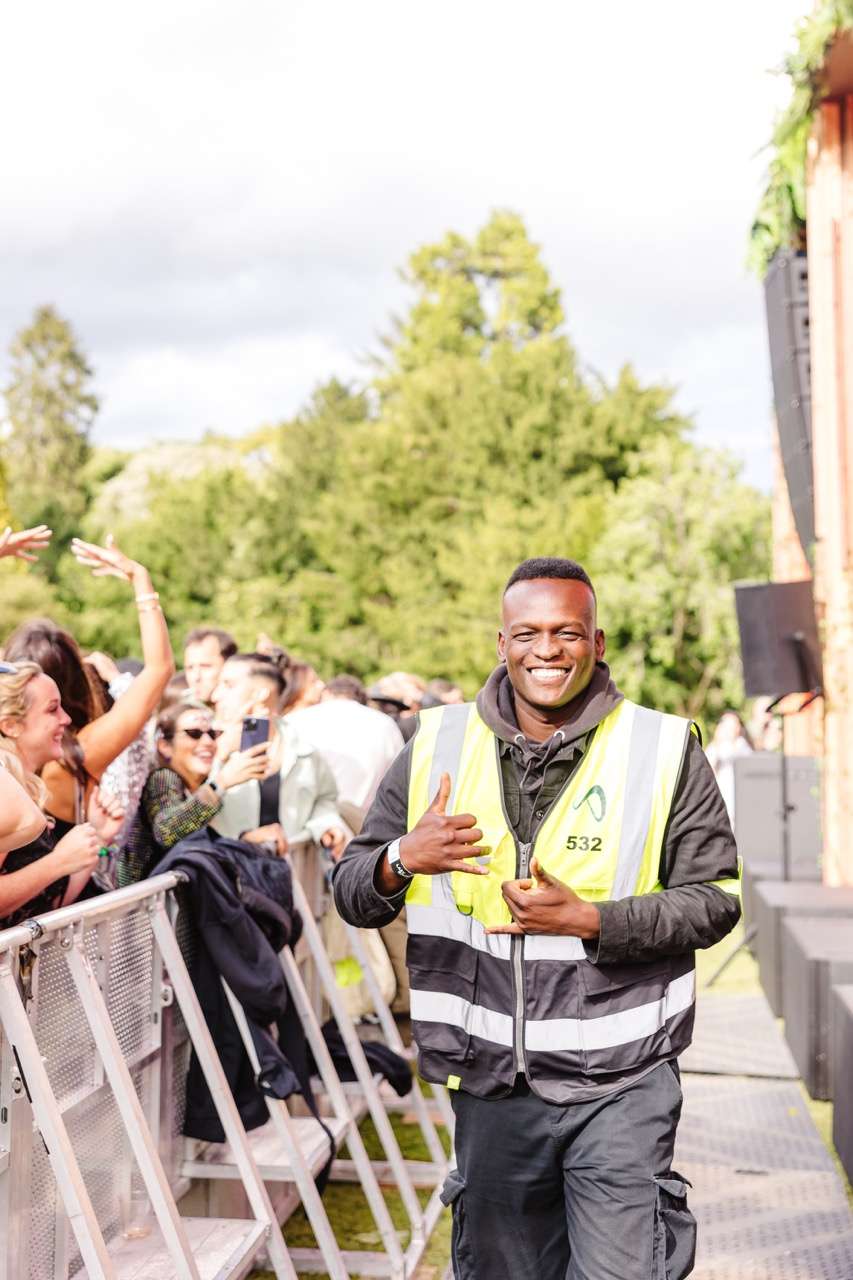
331;741;414;928
588;734;741;964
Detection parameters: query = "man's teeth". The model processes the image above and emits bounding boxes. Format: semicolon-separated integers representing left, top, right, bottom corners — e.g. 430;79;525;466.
529;669;568;682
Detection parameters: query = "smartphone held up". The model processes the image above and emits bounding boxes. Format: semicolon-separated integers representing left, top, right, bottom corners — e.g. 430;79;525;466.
240;716;270;752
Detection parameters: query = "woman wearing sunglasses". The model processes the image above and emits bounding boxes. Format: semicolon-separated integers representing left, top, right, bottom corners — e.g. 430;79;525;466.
118;700;267;884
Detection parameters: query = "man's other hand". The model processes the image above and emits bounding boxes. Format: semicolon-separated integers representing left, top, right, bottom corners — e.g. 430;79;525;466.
486;857;600;937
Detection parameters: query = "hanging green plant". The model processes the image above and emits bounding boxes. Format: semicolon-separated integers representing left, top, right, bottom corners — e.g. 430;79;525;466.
749;0;853;277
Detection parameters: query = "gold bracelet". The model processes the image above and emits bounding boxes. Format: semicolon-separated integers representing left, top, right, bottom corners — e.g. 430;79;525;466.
137;603;163;614
135;591;160;604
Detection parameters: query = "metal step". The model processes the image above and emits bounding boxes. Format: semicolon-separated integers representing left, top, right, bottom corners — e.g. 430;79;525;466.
76;1216;266;1280
316;1074;385;1124
328;1077;446;1128
182;1114;349;1182
330;1157;445;1188
679;993;798;1079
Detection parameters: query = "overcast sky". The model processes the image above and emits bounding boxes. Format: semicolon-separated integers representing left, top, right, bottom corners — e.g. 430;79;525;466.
1;1;807;488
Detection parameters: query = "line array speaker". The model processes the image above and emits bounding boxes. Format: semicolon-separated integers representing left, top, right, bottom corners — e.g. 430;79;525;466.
764;249;815;554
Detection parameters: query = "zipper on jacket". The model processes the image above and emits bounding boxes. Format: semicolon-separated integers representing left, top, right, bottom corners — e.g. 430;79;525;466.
512;841;532;1075
494;732;594;1080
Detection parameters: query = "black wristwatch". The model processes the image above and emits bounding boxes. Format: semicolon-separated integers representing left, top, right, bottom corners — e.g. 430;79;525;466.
386;839;414;881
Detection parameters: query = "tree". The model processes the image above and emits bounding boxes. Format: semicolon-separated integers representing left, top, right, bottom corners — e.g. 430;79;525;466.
591;440;770;727
260;212;692;690
2;305;98;576
0;570;69;644
0;214;770;727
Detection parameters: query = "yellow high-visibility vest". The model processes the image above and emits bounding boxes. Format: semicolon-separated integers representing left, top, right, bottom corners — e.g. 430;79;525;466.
402;699;739;1099
407;699;728;924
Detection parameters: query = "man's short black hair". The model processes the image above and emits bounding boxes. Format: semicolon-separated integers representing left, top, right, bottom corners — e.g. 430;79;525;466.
504;557;595;597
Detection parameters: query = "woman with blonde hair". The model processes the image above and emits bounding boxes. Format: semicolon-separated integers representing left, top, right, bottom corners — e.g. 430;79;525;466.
0;660;124;927
4;536;174;829
0;748;46;856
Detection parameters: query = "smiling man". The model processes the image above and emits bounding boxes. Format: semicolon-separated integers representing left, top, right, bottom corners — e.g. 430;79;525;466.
333;557;741;1280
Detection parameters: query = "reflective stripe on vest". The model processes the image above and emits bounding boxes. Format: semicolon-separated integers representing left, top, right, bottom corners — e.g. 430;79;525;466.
404;699;699;1085
410;967;697;1053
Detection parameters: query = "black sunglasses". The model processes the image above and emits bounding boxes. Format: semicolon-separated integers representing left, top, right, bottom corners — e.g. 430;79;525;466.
177;727;223;741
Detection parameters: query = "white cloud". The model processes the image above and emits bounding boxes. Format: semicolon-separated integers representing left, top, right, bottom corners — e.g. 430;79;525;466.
0;0;806;484
97;332;362;448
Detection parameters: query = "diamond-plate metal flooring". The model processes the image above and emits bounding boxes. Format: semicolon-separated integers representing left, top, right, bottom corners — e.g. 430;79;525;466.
677;1160;853;1280
440;986;853;1279
680;993;798;1079
677;1076;835;1173
679;987;853;1279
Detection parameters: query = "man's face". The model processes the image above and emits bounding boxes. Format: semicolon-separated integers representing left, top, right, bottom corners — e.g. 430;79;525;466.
184;635;226;704
498;578;605;713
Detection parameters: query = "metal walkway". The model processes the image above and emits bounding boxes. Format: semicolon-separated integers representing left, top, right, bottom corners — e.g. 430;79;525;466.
680;992;798;1080
678;989;853;1280
435;984;853;1280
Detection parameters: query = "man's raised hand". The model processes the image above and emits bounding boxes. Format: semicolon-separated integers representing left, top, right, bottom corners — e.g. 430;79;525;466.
398;772;489;877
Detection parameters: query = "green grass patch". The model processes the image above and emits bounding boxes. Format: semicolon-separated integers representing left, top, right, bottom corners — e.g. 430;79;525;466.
251;1107;452;1279
695;923;758;995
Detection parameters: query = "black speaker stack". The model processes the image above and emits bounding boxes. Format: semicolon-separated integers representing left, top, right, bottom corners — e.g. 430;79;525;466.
764;249;814;556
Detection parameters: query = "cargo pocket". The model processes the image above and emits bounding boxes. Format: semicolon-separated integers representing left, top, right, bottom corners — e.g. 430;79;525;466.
440;1169;475;1280
652;1172;696;1280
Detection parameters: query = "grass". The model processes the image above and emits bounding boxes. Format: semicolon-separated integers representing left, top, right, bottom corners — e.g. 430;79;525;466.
695;922;758;995
251;1103;453;1279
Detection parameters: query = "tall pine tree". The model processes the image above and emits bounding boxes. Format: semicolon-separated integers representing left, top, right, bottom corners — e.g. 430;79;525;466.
3;305;98;576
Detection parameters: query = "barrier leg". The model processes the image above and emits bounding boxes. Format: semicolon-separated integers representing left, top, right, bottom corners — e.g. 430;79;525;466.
64;924;202;1280
0;955;115;1280
344;922;455;1149
278;945;407;1277
149;899;299;1280
220;981;351;1280
290;880;434;1255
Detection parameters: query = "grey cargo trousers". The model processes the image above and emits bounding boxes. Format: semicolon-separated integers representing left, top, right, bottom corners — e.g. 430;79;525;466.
441;1061;696;1280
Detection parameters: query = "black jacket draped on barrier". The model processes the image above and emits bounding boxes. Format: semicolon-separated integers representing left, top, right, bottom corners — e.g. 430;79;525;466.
151;833;310;1142
152;829;411;1174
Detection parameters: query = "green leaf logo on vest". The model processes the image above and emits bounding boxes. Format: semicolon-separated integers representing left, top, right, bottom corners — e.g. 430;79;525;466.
572;784;606;823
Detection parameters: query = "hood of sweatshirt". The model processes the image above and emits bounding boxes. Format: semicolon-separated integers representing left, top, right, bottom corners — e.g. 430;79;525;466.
476;661;624;758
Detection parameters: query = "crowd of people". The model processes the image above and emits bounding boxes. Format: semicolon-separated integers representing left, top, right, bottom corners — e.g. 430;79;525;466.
0;521;757;965
0;528;750;1277
0;526;461;987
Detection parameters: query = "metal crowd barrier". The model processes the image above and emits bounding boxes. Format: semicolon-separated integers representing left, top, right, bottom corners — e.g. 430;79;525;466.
0;844;450;1280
